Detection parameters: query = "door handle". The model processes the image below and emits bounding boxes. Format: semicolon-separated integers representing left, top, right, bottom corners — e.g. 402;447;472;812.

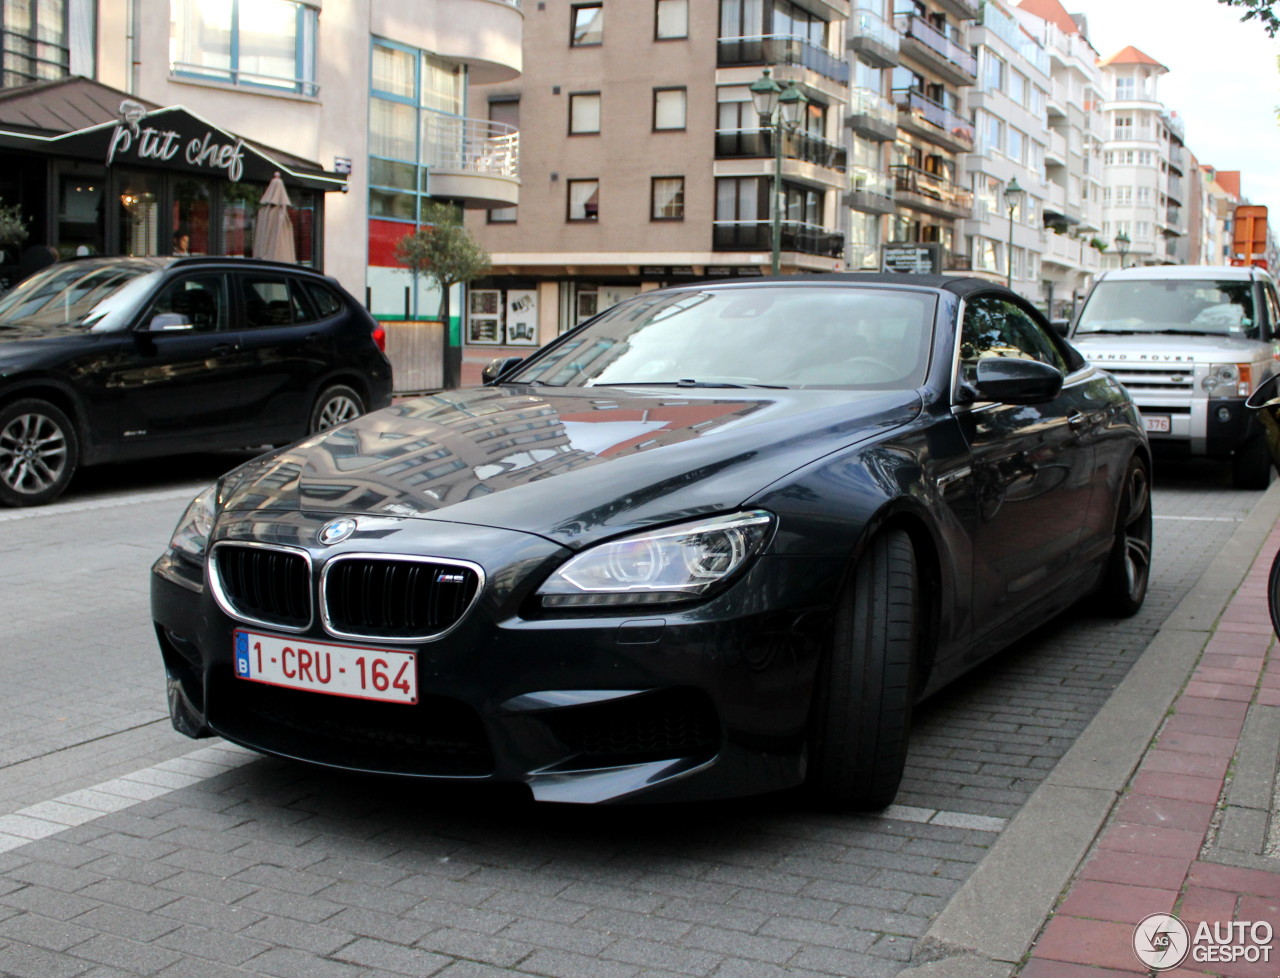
210;343;235;356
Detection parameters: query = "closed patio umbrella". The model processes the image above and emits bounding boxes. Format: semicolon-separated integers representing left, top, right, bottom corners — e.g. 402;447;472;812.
254;172;295;263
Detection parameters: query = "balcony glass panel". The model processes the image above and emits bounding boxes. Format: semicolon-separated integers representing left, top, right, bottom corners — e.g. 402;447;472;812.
892;90;974;148
890;165;973;214
717;35;850;85
714;128;847;171
848;87;895;125
850;165;891;197
850;9;898;51
894;15;976;77
712;220;845;257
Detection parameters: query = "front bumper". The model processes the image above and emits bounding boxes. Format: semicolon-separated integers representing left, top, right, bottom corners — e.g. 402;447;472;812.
151;511;842;803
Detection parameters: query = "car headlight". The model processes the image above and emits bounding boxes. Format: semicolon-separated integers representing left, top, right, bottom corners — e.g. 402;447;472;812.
1203;363;1251;397
537;511;775;608
169;483;218;559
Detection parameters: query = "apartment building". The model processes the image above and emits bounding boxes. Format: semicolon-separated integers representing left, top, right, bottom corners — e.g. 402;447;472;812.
1097;45;1188;267
467;0;852;362
960;0;1048;300
0;0;523;320
886;0;978;271
1013;0;1103;318
1199;166;1241;265
845;0;899;269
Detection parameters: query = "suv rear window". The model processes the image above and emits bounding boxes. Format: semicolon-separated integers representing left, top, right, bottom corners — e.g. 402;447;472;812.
1076;279;1258;338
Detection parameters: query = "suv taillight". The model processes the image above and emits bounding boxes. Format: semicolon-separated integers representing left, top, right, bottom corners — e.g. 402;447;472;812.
372;326;386;352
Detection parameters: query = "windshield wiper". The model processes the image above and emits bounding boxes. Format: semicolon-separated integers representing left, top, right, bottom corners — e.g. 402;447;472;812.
591;379;789;389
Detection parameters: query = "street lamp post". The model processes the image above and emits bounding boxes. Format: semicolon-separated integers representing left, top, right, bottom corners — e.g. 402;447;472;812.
1115;231;1130;268
751;69;809;275
1004;177;1024;290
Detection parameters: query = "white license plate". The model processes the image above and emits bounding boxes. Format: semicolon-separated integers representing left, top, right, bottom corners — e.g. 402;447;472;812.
233;630;417;705
1143;415;1171;433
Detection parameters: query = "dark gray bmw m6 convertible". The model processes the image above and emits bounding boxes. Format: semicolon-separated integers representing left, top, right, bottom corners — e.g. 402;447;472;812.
151;274;1151;808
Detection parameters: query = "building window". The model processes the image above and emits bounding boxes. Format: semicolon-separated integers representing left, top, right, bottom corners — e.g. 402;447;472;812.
1007;127;1024;164
983;112;1004;154
171;0;318;96
984;52;1005;92
567;179;600;221
656;0;688;39
651;177;685;220
569;92;601;134
571;4;603;46
2;0;79;86
1009;71;1026;106
368;38;472;225
653;87;687;131
1115;76;1135;99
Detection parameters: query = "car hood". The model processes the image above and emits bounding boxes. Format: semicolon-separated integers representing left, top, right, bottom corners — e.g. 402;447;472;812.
220;384;923;549
1071;331;1273;363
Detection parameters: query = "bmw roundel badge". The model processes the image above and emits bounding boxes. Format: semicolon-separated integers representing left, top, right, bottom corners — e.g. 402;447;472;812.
318;518;357;546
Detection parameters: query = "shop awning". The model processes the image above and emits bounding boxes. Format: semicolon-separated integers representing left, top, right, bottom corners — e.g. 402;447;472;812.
0;76;347;193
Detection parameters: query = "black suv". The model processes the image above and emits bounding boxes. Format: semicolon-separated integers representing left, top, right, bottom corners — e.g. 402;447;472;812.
0;257;393;506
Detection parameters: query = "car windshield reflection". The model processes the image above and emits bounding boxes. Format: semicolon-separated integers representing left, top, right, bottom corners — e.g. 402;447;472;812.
0;261;163;331
508;285;938;391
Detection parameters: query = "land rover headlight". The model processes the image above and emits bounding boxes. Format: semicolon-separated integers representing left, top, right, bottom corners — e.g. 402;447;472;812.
538;511;775;608
1202;363;1251;397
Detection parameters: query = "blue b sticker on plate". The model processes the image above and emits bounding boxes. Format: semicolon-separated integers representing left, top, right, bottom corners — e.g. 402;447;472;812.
234;631;251;678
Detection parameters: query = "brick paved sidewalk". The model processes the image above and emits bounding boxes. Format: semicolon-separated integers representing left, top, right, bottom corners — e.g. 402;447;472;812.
1019;523;1280;977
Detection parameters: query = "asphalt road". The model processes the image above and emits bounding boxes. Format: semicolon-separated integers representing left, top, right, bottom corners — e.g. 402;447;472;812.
0;454;1266;978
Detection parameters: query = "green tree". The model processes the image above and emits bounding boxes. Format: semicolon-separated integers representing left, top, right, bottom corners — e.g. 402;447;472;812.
1218;0;1280;35
394;202;491;389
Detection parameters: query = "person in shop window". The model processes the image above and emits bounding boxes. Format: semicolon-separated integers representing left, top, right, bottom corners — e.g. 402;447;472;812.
172;229;190;256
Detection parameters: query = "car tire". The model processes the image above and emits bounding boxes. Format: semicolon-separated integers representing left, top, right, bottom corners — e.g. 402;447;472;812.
0;398;79;507
807;528;918;811
1097;455;1153;618
1232;430;1273;490
309;385;365;434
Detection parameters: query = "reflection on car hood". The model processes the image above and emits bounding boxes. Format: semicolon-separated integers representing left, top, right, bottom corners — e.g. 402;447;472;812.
1072;332;1271;362
221;385;923;548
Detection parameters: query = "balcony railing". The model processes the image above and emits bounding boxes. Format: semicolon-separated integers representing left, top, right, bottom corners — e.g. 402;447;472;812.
714;128;847;171
894;15;976;78
713;220;845;257
890;165;973;218
848;87;896;141
421;116;519;178
892;89;974;150
848;8;899;67
718;35;850;85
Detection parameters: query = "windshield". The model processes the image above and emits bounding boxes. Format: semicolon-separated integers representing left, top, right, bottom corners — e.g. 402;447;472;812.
507;285;937;390
0;262;163;332
1076;279;1258;338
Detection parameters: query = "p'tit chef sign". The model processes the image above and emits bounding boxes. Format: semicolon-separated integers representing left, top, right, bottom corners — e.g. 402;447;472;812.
104;100;246;182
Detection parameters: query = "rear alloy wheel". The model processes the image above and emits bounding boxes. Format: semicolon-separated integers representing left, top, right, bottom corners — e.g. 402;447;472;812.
807;528;919;811
0;399;79;507
1232;429;1273;490
309;385;364;434
1097;456;1153;617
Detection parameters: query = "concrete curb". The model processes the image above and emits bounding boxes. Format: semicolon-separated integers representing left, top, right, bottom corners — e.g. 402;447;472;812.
899;478;1280;976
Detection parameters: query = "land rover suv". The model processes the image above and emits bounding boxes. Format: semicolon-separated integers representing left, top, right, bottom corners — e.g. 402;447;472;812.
1071;264;1280;488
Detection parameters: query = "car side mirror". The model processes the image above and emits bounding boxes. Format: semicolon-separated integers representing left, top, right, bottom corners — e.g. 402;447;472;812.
973;357;1064;405
482;356;524;385
1049;318;1070;337
144;312;194;332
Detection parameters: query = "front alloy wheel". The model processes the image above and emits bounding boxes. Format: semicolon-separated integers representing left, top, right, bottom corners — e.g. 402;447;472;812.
0;399;79;507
